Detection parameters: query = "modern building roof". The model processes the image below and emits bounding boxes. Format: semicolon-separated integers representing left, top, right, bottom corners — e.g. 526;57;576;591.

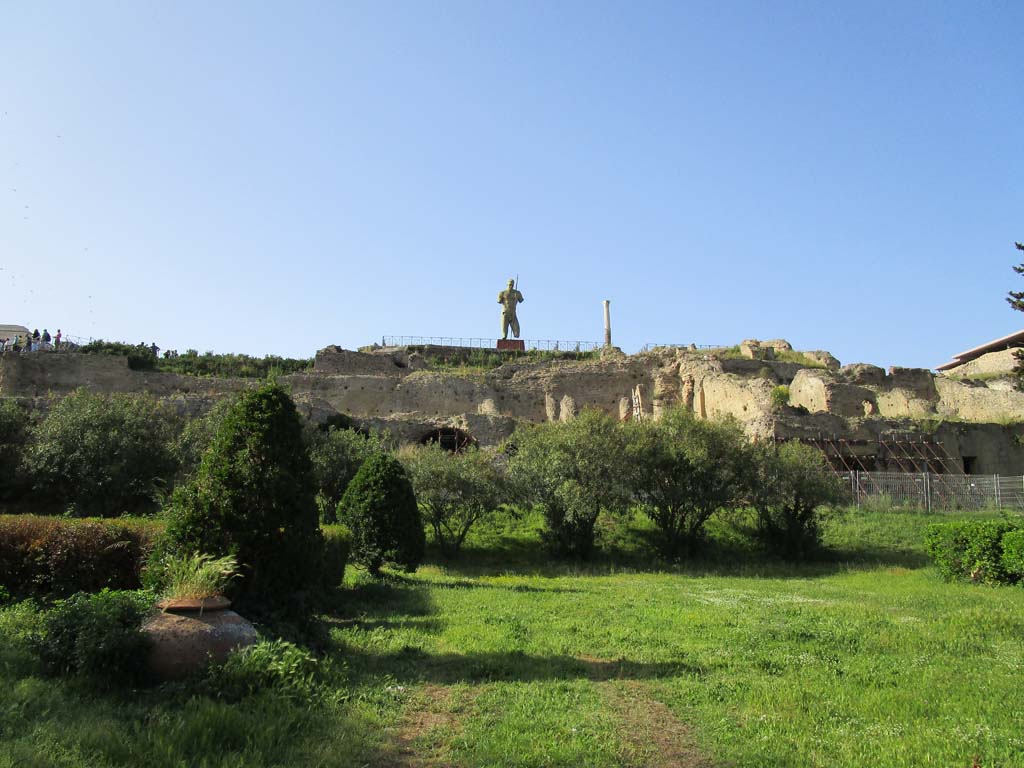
935;329;1024;371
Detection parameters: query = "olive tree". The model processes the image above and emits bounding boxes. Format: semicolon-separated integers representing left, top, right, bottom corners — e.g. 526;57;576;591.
749;441;844;560
307;426;385;523
400;443;507;558
508;409;632;559
629;408;753;557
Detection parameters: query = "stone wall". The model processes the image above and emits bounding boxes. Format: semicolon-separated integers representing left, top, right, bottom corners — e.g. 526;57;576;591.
5;343;1024;474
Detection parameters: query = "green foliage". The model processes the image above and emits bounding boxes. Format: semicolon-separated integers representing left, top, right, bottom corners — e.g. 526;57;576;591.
770;385;790;411
925;518;1024;584
308;426;385;523
340;452;424;575
509;410;632;559
172;397;236;480
1005;241;1024;312
628;409;753;557
0;398;31;501
79;340;157;370
321;524;351;588
32;589;151;688
155;350;313;378
750;442;845;560
23;389;178;515
78;341;313;378
166;383;323;599
0;515;159;597
201;639;322;702
1001;529;1024;579
154;553;238;600
400;443;508;558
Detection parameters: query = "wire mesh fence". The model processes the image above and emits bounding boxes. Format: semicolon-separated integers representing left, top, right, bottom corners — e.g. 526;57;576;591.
838;471;1024;512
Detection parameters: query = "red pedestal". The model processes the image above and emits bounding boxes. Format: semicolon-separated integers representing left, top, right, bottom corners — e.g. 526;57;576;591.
496;339;525;351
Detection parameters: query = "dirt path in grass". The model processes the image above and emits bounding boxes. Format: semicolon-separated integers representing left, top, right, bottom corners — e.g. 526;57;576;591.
599;679;718;768
384;684;477;768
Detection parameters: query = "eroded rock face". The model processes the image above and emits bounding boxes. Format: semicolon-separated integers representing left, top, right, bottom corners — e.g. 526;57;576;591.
143;609;257;681
789;369;877;418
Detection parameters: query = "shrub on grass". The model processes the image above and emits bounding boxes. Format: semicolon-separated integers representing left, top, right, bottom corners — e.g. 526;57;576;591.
340;453;424;575
749;441;845;560
508;410;632;559
0;515;159;597
628;409;753;558
925;519;1024;584
165;383;323;599
23;389;178;515
322;525;351;587
400;443;508;558
308;426;385;524
1001;529;1024;580
201;639;321;701
0;399;31;501
32;589;151;688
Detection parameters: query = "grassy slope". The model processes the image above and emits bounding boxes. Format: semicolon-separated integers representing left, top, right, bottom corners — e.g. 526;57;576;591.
1;509;1023;767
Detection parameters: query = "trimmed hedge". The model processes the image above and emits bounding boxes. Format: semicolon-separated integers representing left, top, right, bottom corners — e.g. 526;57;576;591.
0;515;161;597
925;518;1024;585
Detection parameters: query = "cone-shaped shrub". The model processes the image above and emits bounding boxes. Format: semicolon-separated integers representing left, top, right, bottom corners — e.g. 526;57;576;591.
341;453;424;575
166;383;322;599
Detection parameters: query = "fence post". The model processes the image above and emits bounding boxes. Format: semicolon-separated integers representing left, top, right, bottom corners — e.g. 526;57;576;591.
923;472;931;514
995;475;1001;509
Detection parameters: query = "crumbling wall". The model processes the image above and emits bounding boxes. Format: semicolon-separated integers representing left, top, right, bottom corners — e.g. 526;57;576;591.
935;377;1024;423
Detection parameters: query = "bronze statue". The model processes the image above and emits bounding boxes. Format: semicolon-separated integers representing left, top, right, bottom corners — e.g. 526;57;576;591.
498;278;524;340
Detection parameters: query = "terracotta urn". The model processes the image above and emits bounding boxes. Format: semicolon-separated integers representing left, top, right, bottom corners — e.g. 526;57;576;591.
143;596;257;681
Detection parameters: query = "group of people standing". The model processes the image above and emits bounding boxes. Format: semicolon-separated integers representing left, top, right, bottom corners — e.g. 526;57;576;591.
0;328;62;353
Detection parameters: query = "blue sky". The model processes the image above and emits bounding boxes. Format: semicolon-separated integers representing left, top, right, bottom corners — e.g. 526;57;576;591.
1;1;1021;369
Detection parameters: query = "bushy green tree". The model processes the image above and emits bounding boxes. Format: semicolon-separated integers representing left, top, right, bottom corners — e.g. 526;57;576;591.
629;408;752;557
340;453;424;575
307;426;385;523
166;383;323;598
23;390;177;514
508;410;632;559
172;397;236;481
0;399;31;501
78;340;157;371
400;443;507;558
749;441;844;560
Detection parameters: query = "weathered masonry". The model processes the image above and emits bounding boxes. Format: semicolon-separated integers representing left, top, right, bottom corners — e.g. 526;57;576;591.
3;338;1024;475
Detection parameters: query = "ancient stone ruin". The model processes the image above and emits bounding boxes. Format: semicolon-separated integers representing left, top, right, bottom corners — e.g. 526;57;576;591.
2;338;1023;474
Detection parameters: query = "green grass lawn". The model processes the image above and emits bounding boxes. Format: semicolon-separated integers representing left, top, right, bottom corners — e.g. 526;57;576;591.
1;508;1023;767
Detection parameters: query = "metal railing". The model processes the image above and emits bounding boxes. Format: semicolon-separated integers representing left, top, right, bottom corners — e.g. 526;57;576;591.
382;336;603;352
840;471;1024;512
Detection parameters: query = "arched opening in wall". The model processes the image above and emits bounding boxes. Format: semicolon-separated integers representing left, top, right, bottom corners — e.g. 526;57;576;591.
419;427;476;453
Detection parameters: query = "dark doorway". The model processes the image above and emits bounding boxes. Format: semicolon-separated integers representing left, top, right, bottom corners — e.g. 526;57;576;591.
962;456;977;474
419;427;475;453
